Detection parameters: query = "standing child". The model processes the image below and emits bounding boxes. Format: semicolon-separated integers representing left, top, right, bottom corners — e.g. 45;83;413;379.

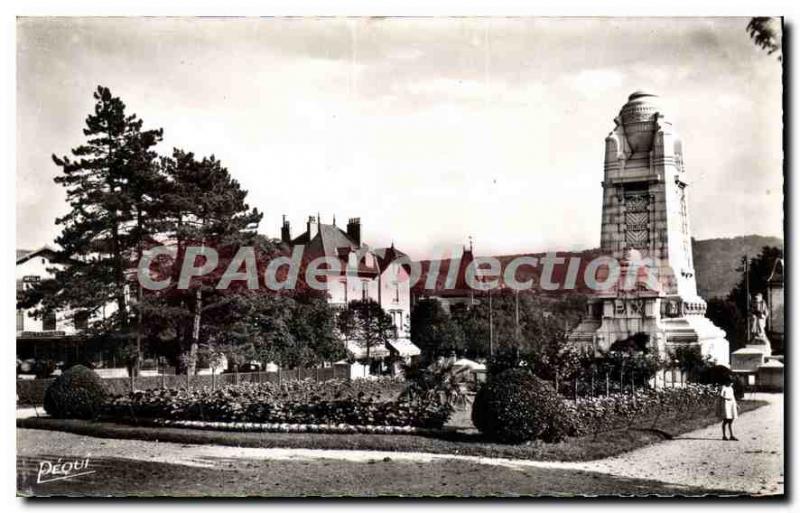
718;378;739;441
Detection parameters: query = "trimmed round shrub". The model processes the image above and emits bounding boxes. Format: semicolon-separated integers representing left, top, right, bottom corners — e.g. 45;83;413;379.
471;368;576;444
43;365;108;419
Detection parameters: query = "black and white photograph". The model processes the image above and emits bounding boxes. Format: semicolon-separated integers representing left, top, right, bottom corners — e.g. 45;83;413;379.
12;12;785;498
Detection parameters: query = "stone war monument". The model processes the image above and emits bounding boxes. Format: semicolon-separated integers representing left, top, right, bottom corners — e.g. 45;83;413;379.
569;91;730;366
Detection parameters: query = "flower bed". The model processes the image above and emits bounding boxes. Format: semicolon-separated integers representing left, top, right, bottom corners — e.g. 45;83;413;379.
566;384;720;436
101;378;449;429
133;418;433;435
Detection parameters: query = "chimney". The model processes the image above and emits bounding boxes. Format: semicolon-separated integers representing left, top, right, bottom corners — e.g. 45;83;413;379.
281;215;291;244
347;217;361;246
307;215;319;237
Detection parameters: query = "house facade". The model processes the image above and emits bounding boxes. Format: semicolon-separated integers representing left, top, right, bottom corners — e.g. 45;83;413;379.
16;247;87;376
282;215;419;374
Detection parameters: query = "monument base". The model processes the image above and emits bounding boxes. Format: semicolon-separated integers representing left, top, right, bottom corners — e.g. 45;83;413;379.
569;295;730;366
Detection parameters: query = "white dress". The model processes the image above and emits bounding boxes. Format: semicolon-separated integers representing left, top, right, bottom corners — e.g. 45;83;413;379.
718;385;738;420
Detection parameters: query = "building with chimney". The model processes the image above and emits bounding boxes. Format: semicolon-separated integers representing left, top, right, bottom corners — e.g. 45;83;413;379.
280;215;419;374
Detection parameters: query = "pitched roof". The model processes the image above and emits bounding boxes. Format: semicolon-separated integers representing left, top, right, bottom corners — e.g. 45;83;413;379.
373;245;410;273
412;248;605;297
292;223;356;257
292;223;381;277
16;246;58;265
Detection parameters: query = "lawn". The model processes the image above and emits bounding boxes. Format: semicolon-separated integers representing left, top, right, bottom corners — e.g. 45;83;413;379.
17;399;767;462
18;454;734;497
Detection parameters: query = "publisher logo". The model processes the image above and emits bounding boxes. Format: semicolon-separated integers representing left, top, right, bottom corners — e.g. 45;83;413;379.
37;458;94;484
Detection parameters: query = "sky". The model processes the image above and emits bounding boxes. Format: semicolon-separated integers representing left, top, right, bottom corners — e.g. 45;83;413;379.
16;17;783;260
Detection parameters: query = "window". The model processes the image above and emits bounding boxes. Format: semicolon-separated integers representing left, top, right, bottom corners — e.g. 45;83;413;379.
394;282;400;303
391;311;401;338
43;310;57;331
16;310;24;331
361;281;369;300
74;311;89;330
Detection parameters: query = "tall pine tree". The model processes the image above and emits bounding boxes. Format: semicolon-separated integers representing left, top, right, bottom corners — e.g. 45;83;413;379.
151;149;262;373
22;86;163;363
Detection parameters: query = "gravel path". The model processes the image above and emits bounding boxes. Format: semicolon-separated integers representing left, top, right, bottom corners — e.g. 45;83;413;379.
17;393;783;496
575;393;783;495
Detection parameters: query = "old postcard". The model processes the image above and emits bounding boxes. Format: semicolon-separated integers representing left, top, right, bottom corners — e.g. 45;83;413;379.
15;16;784;498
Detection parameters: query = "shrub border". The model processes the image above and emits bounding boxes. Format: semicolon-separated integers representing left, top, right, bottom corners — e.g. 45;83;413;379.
118;417;436;435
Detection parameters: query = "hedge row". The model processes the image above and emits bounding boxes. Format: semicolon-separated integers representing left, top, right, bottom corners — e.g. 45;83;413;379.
470;368;723;444
566;384;720;436
17;366;362;406
100;379;448;429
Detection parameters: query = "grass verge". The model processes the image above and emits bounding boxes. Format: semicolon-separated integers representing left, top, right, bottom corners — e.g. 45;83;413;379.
17;399;767;463
18;453;736;497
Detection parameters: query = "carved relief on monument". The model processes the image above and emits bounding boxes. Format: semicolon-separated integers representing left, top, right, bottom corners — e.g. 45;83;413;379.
677;183;692;268
628;298;645;316
624;191;650;250
664;299;680;318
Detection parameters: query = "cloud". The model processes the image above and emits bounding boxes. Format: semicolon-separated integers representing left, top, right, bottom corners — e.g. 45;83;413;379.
570;69;624;92
16;17;783;258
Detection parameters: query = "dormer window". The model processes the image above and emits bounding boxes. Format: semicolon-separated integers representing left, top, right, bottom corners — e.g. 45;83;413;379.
362;253;375;268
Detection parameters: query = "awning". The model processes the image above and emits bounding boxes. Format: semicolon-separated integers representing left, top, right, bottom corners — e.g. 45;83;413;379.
345;340;390;359
453;358;486;371
386;339;421;357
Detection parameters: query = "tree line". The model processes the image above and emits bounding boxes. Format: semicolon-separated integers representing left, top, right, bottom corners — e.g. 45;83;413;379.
19;86;356;374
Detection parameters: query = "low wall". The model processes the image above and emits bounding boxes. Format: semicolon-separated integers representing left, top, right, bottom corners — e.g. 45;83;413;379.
17;366;352;406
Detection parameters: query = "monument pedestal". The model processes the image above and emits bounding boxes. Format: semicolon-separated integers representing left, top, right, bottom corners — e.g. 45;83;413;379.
572;294;729;365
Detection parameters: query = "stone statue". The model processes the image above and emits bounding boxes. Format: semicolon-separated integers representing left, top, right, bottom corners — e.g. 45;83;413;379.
665;299;679;318
750;293;770;343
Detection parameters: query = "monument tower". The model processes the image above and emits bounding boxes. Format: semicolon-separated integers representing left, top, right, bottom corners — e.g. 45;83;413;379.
569;91;730;365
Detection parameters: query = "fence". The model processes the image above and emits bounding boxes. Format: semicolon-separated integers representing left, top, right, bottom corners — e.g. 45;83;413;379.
17;366;352;406
552;367;690;401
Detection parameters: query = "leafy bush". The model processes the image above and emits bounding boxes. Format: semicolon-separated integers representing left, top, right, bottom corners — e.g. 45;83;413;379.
471;369;575;444
43;365;108;419
102;378;449;429
401;361;468;412
566;384;720;435
486;349;521;376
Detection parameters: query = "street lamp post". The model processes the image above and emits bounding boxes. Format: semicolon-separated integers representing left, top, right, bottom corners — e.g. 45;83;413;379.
738;255;750;343
514;289;520;355
488;287;494;357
